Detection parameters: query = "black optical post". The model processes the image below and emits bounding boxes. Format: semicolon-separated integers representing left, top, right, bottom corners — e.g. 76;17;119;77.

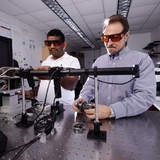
15;68;35;128
15;77;34;128
50;67;64;115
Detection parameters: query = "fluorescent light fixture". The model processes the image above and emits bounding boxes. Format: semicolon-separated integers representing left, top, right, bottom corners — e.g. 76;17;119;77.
42;0;95;48
117;0;132;17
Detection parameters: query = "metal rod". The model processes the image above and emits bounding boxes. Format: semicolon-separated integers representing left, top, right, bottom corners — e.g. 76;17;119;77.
27;65;139;78
94;76;99;122
21;77;26;114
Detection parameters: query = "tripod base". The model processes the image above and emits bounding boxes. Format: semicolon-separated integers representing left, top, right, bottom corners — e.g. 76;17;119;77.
15;120;34;128
15;113;34;128
87;129;106;141
87;121;106;141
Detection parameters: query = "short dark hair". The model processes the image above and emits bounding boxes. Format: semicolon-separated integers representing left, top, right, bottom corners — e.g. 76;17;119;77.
47;29;65;42
103;14;129;32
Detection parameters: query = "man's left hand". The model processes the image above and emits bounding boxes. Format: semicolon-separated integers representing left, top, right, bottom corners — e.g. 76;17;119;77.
84;104;111;119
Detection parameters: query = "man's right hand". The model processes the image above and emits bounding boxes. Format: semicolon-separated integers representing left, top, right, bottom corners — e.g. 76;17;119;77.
17;90;35;99
72;98;84;113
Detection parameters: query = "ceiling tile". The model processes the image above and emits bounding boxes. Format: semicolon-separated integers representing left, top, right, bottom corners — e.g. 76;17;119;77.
72;16;86;25
0;0;25;16
59;27;74;34
72;0;87;3
142;22;160;29
152;3;160;15
15;14;41;24
130;24;143;30
91;29;102;36
63;4;81;17
139;29;153;33
147;15;160;23
130;30;139;34
128;4;158;18
103;0;117;12
30;9;60;22
31;23;51;31
104;11;117;18
55;0;73;6
128;17;148;25
45;20;68;29
75;0;103;16
9;0;48;12
83;13;105;24
87;23;103;30
131;0;160;8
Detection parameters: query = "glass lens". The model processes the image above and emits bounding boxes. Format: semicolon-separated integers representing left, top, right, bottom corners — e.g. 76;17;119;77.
44;40;62;47
101;35;109;43
111;34;122;42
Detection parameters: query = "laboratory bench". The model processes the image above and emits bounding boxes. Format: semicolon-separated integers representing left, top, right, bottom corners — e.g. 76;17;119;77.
0;105;160;160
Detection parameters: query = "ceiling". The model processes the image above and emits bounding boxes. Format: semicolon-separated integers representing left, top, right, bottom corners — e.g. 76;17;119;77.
0;0;160;51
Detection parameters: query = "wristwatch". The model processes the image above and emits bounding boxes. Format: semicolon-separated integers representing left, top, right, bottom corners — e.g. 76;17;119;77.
109;106;116;118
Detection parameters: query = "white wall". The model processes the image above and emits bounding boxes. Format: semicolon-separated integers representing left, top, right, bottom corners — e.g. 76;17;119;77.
151;24;160;54
150;24;160;65
101;47;107;55
80;50;101;68
151;24;160;42
0;11;46;68
128;33;150;53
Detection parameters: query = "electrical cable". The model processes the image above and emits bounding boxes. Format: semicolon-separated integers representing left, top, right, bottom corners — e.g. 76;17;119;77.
89;73;138;85
31;70;57;122
11;133;41;160
0;67;19;78
33;70;60;135
34;114;56;135
0;133;42;160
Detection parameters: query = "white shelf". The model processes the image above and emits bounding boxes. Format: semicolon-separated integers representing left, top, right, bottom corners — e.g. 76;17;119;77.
0;88;21;95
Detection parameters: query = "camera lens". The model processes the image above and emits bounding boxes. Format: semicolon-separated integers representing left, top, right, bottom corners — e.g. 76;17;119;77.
76;101;87;112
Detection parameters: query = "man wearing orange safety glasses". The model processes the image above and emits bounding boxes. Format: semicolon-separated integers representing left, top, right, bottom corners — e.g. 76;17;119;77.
24;29;80;105
72;14;156;119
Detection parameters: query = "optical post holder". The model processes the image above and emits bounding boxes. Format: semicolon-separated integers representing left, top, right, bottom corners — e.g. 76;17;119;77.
86;66;107;140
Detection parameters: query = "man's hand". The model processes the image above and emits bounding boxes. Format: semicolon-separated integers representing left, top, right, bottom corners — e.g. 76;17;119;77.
72;98;84;113
84;104;111;119
16;80;40;98
16;90;35;98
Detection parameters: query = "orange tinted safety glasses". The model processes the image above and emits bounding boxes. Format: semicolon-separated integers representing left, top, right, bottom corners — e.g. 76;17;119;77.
44;40;62;47
101;30;127;43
